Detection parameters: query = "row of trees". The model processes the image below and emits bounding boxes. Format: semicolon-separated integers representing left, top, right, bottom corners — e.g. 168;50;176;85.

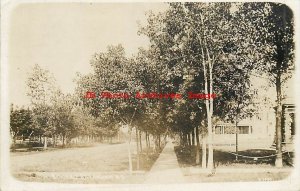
10;2;294;172
78;2;292;170
140;2;292;169
10;64;121;148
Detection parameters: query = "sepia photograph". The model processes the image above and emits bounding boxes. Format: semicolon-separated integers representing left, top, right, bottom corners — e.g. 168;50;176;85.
1;1;299;190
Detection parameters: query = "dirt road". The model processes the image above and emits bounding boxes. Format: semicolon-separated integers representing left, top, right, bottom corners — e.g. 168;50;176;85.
11;143;135;173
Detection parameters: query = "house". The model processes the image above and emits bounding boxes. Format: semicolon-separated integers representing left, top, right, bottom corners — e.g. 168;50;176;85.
212;76;295;152
212;107;275;151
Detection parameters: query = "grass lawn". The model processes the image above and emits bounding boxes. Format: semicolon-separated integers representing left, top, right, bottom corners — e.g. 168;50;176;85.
174;145;293;182
174;145;294;168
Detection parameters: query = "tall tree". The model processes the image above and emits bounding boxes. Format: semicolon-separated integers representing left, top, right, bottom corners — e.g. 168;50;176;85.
140;2;248;171
76;45;143;173
50;93;76;147
10;105;33;144
26;64;59;148
236;2;294;167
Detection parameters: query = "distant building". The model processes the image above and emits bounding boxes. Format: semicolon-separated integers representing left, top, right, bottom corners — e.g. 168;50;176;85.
212;108;275;151
212;75;295;152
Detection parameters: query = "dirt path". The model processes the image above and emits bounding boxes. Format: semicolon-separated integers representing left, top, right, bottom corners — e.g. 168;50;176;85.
144;142;186;183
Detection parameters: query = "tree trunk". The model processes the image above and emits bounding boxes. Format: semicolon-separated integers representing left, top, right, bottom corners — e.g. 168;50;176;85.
275;75;283;167
62;135;65;147
148;133;151;148
136;128;140;170
195;126;200;165
13;133;17;145
206;113;213;170
127;125;133;174
202;136;207;169
183;132;186;146
187;133;191;146
145;132;148;148
163;133;167;145
43;136;48;149
139;131;142;152
207;60;214;171
180;132;183;146
154;135;158;151
147;133;150;148
146;133;148;147
53;134;56;147
202;49;214;171
29;131;34;140
158;134;161;149
192;130;195;146
235;117;239;160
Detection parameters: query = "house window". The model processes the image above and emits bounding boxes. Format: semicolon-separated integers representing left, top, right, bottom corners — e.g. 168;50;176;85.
215;125;252;134
224;126;235;134
238;126;250;134
215;126;222;134
290;113;295;136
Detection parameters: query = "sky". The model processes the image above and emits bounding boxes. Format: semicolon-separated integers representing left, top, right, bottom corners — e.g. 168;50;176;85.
8;3;168;106
7;2;295;107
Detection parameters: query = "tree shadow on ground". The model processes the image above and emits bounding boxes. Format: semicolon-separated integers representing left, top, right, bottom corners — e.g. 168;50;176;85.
174;145;294;167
